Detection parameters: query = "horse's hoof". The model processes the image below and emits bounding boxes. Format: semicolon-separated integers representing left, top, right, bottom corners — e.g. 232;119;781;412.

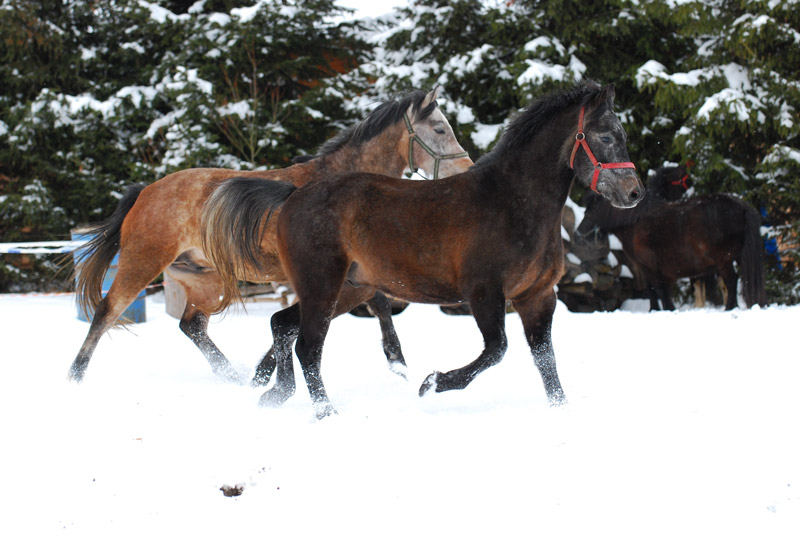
418;371;439;397
67;367;84;383
314;402;338;420
214;365;244;385
250;372;272;388
548;391;567;407
389;360;408;380
259;388;292;408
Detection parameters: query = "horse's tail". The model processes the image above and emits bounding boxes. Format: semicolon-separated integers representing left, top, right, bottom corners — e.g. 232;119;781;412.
740;202;767;308
201;177;297;310
73;183;146;319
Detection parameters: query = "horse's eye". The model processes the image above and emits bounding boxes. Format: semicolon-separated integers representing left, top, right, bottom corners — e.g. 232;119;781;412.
601;136;612;143
434;128;446;135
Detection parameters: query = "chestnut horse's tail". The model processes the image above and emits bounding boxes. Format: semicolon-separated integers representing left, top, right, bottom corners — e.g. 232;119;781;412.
74;183;146;319
201;177;297;309
741;202;767;308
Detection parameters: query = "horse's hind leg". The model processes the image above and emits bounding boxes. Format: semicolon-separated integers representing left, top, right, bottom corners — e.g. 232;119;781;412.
257;304;299;406
364;291;408;378
512;290;565;406
69;294;134;382
719;263;738;310
419;286;508;396
294;298;338;419
170;267;242;383
69;249;170;382
251;347;276;387
252;286;404;387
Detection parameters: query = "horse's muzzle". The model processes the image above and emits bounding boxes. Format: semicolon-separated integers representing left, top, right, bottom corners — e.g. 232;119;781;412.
598;172;644;209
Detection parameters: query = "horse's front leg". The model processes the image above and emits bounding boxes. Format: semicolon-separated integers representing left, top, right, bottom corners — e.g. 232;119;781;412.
171;269;242;383
512;290;566;406
419;287;507;396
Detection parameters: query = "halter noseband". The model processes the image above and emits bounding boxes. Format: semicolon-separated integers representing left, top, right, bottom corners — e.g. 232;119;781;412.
404;113;469;180
568;106;636;192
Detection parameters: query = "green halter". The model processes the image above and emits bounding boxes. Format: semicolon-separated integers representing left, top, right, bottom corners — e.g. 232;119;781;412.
403;113;469;180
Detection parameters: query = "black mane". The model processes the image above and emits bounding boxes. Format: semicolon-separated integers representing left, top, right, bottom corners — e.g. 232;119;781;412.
314;90;437;157
473;82;601;170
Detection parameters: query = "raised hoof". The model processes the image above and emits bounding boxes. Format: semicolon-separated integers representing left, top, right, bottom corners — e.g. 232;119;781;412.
214;365;245;385
258;387;294;408
250;371;272;388
388;360;408;380
418;371;440;397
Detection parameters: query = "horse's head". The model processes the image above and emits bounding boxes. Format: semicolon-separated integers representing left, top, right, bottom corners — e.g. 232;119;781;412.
569;85;644;209
650;165;691;201
403;87;473;179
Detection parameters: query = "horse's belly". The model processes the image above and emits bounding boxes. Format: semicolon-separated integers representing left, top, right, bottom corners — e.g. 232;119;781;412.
378;281;463;305
348;262;462;304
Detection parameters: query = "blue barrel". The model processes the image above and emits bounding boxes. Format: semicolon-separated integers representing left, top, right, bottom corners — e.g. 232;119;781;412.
72;230;146;323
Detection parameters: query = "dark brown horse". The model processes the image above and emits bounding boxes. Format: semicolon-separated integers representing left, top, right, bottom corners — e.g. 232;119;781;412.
577;166;766;310
68;88;472;385
203;82;644;418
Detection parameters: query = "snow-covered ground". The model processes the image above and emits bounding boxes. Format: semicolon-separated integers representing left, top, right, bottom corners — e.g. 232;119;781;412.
1;292;798;535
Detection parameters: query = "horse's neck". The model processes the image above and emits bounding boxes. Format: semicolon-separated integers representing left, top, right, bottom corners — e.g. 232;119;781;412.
483;137;574;225
317;125;407;178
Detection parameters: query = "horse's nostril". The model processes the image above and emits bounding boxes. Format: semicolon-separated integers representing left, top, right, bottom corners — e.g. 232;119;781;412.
630;189;640;201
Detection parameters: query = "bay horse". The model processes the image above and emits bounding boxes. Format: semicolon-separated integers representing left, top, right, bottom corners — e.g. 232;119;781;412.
203;82;644;418
68;88;472;385
577;166;766;311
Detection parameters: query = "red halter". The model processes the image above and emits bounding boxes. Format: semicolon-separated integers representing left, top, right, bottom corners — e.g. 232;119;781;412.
670;173;690;190
569;106;636;192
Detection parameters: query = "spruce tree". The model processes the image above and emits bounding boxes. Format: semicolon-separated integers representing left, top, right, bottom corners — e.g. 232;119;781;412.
0;0;369;291
636;0;800;302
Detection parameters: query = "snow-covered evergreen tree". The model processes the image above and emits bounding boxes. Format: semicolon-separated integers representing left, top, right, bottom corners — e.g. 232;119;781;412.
1;0;797;300
0;0;369;290
636;0;800;301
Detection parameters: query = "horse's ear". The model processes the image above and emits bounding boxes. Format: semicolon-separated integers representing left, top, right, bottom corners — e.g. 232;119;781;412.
589;84;615;112
422;86;440;110
598;84;615;109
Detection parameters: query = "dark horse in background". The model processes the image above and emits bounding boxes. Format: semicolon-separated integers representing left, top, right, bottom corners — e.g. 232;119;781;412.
577;165;766;311
203;82;644;419
68;88;472;386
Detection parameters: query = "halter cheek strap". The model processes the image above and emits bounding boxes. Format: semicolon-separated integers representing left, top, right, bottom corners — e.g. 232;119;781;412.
569;106;636;192
404;113;469;180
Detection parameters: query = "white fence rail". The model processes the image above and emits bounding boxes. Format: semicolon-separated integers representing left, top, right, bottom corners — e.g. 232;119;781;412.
0;240;87;255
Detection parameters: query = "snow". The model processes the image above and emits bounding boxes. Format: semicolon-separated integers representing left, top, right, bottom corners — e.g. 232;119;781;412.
572;273;592;284
524;36;566;56
337;0;405;19
1;293;798;534
635;60;709;88
518;59;569;85
138;0;188;24
470;122;502;150
620;264;634;278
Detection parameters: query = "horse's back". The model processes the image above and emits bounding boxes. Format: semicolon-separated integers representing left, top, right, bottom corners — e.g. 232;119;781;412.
632;194;754;278
279;170;565;304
